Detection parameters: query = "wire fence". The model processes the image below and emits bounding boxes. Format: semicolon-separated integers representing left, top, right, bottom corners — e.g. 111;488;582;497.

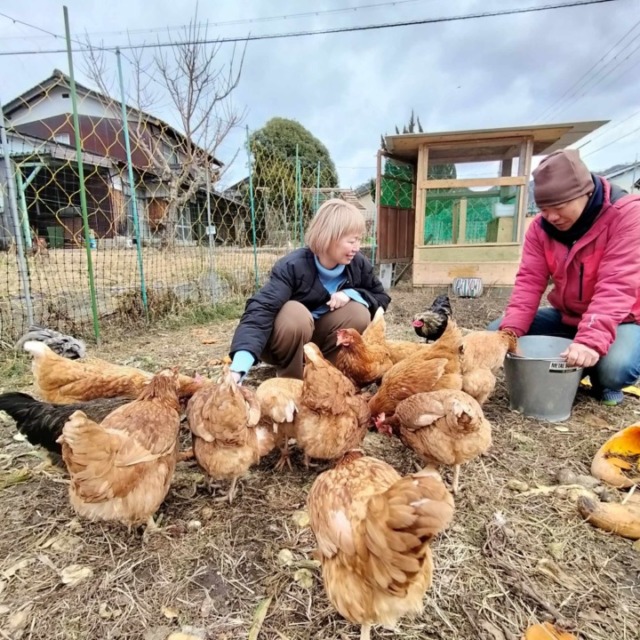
0;31;375;347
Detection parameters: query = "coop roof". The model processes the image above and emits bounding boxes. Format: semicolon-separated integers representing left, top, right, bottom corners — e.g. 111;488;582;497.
383;120;608;164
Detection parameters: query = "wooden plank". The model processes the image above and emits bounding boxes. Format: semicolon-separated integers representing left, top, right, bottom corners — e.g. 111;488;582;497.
425;136;527;152
415;243;521;263
414;144;428;250
413;260;521;286
419;176;526;190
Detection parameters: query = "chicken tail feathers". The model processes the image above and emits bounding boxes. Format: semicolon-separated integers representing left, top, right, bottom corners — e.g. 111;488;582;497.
0;392;63;454
359;468;455;594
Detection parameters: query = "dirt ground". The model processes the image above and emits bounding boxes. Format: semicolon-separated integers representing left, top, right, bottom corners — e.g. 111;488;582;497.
0;286;638;640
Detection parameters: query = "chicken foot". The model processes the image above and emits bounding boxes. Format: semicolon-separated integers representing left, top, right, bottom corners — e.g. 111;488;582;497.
212;476;239;504
360;623;372;640
274;442;293;472
303;454;319;470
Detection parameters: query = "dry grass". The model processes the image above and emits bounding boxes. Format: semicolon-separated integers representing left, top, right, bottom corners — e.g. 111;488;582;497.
2;246;287;297
0;246;287;343
0;288;638;640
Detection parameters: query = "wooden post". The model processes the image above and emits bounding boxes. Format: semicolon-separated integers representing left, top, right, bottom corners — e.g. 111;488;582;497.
515;137;534;242
373;149;382;266
414;143;428;253
500;157;513;202
458;197;467;244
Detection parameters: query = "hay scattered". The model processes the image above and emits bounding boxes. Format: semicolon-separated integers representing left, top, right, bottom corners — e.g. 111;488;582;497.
0;288;638;639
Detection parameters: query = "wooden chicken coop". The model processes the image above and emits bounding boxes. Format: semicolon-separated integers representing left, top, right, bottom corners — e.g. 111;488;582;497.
375;121;607;288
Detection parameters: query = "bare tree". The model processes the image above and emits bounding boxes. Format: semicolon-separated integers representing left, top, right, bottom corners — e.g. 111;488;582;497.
84;16;247;247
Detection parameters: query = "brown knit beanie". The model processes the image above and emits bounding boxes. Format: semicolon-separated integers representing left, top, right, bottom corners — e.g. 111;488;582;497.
533;149;593;208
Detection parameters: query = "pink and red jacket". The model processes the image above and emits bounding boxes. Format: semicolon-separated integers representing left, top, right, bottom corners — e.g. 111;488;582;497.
500;178;640;356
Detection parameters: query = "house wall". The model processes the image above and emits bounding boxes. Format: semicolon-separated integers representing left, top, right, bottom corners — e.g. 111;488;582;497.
356;191;375;219
15;115;155;169
607;168;640;193
8;87;121;126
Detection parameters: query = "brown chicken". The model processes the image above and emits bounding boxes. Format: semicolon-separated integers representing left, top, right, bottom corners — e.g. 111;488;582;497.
57;369;182;528
294;343;371;467
24;340;202;404
368;321;464;421
335;307;393;386
307;451;455;640
460;329;518;404
385;339;429;365
255;377;303;471
186;366;274;503
379;389;492;494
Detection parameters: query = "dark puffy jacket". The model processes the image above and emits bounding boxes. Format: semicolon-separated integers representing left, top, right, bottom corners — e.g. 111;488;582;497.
229;247;391;362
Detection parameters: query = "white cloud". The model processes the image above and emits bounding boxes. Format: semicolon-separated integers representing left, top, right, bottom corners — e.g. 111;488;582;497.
1;0;638;186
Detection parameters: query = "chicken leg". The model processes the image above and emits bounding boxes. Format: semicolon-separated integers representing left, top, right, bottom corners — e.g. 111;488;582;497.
360;623;371;640
212;476;239;504
452;464;461;495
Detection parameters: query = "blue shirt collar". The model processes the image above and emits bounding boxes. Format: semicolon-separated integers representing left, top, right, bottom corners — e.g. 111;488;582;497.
314;255;345;278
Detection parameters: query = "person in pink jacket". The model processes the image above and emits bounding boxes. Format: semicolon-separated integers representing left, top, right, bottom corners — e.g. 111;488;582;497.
489;149;640;406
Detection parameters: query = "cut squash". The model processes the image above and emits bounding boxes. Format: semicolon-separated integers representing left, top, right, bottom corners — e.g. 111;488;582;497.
523;622;577;640
591;424;640;488
577;496;640;540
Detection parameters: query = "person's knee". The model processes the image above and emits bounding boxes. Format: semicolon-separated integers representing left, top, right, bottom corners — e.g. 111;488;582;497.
342;301;371;333
596;355;640;390
274;301;314;339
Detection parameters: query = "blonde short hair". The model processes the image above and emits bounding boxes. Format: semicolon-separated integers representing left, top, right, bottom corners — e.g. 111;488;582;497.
305;198;366;255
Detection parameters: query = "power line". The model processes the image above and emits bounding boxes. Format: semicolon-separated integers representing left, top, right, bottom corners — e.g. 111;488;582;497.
577;106;640;148
536;15;640;123
582;124;640;158
0;0;433;41
0;0;624;56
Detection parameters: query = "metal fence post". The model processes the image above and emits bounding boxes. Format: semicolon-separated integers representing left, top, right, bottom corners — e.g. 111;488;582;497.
295;144;303;246
64;5;100;343
315;160;321;214
116;48;148;316
0;102;34;327
246;126;259;292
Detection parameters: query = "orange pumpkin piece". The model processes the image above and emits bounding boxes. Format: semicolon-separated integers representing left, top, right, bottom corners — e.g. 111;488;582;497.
591;424;640;489
523;622;577;640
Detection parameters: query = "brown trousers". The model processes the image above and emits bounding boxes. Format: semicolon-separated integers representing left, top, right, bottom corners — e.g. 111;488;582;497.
261;300;371;379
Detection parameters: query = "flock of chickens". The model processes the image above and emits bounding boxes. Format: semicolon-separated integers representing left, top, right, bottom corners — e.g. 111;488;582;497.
0;296;518;640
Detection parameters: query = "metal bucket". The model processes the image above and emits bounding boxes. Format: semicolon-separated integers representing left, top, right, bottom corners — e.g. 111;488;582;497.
504;336;583;422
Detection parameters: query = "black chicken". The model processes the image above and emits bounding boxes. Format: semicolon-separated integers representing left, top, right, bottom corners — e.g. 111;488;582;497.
411;294;452;342
0;392;129;457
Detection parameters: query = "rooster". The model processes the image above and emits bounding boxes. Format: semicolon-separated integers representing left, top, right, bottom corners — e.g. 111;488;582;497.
412;294;452;343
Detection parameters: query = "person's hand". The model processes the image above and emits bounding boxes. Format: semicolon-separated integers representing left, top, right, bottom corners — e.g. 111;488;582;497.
230;371;243;385
328;291;350;311
560;342;600;368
